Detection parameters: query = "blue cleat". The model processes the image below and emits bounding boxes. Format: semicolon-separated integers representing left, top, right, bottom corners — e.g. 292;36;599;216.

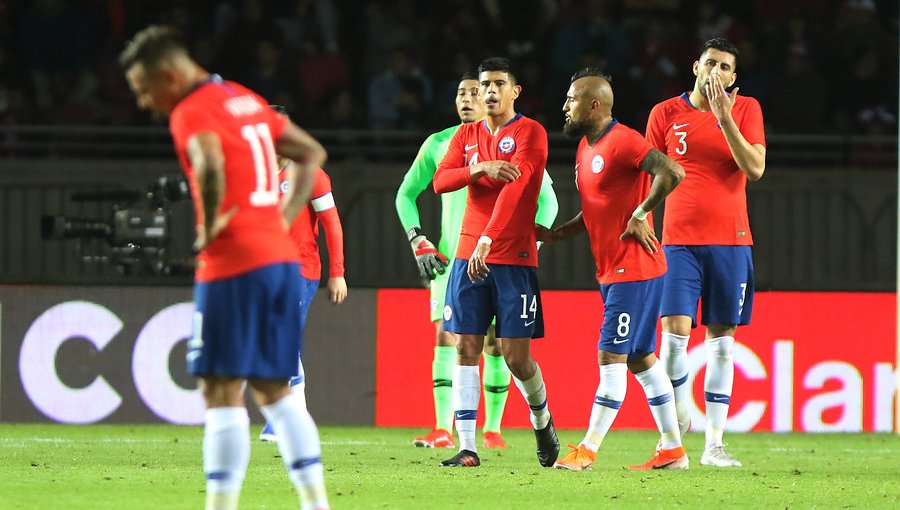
259;423;277;442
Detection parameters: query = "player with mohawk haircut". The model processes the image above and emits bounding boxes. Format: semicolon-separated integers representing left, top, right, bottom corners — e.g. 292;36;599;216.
541;67;687;471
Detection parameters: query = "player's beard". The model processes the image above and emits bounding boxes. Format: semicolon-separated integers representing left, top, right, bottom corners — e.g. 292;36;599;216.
563;118;584;138
698;77;709;98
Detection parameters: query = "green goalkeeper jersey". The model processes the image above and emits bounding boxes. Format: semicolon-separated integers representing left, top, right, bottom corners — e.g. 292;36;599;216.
396;124;559;261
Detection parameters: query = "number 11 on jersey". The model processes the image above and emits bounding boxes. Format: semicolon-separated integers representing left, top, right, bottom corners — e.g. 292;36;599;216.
241;123;279;206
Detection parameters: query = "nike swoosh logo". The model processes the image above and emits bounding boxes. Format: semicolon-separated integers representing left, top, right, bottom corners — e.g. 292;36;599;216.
525;320;535;326
465;144;478;150
653;460;676;469
673;123;689;130
612;338;629;344
711;396;729;402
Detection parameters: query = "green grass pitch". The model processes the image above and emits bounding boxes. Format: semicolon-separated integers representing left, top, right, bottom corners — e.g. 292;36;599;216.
1;424;899;509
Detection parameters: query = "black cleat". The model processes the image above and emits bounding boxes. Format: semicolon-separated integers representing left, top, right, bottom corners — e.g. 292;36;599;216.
534;417;560;467
440;449;481;467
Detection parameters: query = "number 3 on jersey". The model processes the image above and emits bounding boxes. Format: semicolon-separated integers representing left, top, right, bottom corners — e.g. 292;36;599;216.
241;123;279;206
674;130;688;155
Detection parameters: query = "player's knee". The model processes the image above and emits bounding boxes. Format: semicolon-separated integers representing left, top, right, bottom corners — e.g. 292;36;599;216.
707;323;737;338
456;334;484;360
200;377;245;407
248;378;291;406
705;335;734;360
625;352;654;373
661;316;692;336
502;352;534;380
436;330;458;347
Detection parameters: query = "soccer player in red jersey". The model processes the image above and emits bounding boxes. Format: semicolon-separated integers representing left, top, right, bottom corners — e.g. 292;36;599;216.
121;26;330;509
538;68;687;471
282;165;347;309
646;38;766;468
260;104;347;442
433;57;559;468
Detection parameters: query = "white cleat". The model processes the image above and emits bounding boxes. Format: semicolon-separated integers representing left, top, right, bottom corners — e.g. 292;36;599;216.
700;445;742;467
259;423;278;442
678;415;691;438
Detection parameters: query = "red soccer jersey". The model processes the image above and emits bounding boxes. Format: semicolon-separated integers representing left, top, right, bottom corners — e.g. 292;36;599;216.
278;167;345;281
646;92;766;245
576;120;667;284
433;114;547;266
169;76;297;282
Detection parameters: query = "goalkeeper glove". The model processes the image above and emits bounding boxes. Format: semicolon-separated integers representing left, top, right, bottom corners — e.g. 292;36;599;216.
408;227;449;279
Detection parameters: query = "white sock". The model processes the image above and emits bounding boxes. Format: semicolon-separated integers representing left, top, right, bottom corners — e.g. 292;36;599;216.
203;407;250;510
513;364;551;430
453;364;481;452
704;335;735;448
290;357;308;410
582;363;627;452
634;363;681;450
660;332;691;426
260;393;328;510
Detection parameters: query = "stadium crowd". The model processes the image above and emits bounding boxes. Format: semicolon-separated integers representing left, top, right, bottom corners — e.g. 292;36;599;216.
1;0;897;135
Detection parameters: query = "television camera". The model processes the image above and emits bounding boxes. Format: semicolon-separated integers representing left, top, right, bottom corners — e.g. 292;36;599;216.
41;175;194;276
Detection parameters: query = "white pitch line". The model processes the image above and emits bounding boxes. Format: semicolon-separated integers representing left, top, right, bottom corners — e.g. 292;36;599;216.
0;437;387;447
766;447;898;454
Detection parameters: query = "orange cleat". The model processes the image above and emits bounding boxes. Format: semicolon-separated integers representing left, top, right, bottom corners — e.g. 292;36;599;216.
629;445;689;470
413;428;455;448
483;431;507;449
553;444;596;471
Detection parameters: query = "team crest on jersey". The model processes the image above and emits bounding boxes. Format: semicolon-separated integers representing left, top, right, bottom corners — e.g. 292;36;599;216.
591;155;605;173
498;136;516;154
443;305;453;321
280;180;290;194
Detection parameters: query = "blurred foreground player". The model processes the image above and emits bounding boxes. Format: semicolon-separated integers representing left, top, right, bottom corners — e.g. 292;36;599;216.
121;26;330;509
260;105;347;442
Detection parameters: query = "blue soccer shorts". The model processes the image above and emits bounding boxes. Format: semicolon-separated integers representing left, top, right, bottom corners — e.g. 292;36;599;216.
443;258;544;339
598;276;664;358
188;262;303;380
296;275;319;360
660;245;755;328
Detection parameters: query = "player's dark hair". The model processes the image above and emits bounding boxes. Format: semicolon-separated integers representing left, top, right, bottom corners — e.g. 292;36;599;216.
478;57;516;84
460;71;478;82
119;25;188;71
570;67;613;84
270;104;288;116
701;38;740;67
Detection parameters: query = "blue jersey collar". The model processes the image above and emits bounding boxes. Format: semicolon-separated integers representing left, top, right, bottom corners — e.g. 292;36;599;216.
482;113;523;134
680;92;699;110
587;118;619;146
